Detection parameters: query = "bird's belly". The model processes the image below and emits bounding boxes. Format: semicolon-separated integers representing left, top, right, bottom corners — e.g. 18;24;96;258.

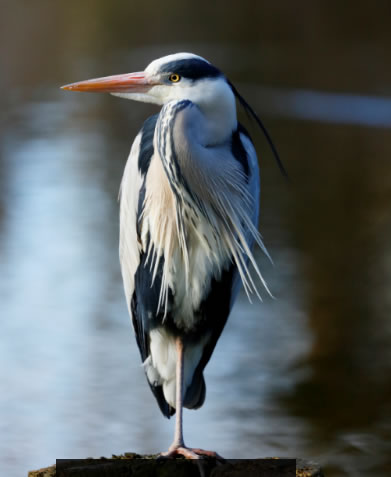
165;216;230;332
141;162;231;332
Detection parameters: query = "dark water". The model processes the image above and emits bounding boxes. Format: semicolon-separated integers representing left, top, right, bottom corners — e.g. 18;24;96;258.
1;2;391;476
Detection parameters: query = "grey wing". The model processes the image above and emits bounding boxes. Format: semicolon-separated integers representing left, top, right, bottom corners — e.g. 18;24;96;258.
186;126;263;405
119;113;159;316
119;115;174;417
119;131;144;316
239;128;261;242
228;124;264;307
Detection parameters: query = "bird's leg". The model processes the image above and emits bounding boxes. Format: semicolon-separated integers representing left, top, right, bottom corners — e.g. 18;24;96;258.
160;337;197;459
159;337;224;461
171;336;185;449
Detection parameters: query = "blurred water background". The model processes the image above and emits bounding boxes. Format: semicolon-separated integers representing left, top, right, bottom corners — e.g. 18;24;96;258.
1;1;391;476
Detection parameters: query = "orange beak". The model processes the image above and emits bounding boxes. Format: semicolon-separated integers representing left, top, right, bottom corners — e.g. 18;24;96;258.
61;72;151;93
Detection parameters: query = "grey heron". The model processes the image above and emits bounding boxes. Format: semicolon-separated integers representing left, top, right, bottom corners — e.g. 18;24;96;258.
62;53;285;459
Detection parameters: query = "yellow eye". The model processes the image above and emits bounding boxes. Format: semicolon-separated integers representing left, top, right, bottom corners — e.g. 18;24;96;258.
169;74;181;83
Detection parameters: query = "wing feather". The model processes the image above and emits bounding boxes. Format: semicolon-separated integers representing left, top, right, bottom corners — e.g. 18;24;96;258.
188;123;262;401
119;132;144;314
119;113;159;315
119;114;174;417
227;123;262;308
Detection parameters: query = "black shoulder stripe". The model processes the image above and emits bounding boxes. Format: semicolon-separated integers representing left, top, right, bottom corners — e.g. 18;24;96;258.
138;113;159;175
231;123;250;179
136;178;146;240
237;122;251;139
159;59;222;81
227;80;288;179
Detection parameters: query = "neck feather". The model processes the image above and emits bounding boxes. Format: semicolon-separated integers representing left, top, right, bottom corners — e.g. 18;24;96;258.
145;100;271;314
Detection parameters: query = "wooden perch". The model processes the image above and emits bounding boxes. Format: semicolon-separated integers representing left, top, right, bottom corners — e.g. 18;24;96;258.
29;453;324;476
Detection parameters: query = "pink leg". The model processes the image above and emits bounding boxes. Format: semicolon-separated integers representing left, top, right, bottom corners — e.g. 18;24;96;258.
159;337;224;461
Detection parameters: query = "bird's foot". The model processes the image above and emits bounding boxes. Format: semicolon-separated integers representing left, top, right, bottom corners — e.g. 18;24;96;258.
159;445;224;460
191;448;224;459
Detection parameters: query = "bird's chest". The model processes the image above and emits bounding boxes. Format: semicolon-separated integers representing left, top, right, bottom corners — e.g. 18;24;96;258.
142;193;228;331
141;154;232;331
169;210;223;329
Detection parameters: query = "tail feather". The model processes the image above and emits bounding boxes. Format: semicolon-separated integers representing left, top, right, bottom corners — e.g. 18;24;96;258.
148;381;175;418
145;369;205;417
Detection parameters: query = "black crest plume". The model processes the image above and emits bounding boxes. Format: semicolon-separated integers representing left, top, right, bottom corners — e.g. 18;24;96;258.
228;80;288;179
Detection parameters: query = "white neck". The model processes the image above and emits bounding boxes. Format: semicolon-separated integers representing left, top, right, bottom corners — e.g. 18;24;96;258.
146;96;269;319
194;81;237;145
163;86;237;149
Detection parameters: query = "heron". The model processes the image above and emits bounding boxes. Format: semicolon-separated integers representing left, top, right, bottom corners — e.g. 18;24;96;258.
61;52;285;459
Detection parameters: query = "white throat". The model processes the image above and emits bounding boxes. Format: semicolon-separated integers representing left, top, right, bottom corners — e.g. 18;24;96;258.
182;79;237;146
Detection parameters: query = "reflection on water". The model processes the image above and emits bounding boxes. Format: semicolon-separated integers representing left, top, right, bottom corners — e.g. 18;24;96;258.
1;2;391;477
243;86;391;127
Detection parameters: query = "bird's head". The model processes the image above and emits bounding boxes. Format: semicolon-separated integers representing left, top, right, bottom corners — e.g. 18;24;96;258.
61;52;235;112
62;52;287;176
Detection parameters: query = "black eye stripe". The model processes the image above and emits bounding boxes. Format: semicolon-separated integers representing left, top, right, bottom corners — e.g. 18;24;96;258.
160;59;222;81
